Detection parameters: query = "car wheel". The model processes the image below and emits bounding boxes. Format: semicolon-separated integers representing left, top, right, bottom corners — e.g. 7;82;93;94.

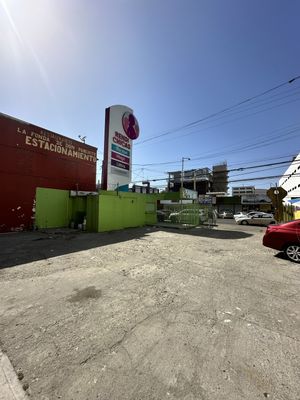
241;220;248;225
285;245;300;263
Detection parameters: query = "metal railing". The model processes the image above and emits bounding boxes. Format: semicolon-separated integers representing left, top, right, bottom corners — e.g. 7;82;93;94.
157;204;217;227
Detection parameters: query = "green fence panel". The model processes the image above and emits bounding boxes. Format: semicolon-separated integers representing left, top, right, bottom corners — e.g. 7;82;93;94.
36;188;70;229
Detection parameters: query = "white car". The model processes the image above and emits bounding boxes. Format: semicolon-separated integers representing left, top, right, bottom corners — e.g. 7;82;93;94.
236;212;276;226
218;210;234;219
234;211;271;221
233;212;247;220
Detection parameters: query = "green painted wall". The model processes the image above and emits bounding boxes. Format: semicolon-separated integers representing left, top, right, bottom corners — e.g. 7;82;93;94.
98;193;146;232
96;191;181;232
36;188;89;229
35;188;180;231
36;188;70;229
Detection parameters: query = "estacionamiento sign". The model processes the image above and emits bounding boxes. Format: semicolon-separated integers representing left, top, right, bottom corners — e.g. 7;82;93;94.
16;127;97;162
101;105;139;190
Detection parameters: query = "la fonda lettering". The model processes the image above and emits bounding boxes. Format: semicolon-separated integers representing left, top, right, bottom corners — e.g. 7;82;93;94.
17;127;27;135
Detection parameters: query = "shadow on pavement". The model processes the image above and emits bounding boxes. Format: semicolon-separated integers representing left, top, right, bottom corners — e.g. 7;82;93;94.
274;251;287;261
159;226;253;240
0;228;150;269
0;225;253;269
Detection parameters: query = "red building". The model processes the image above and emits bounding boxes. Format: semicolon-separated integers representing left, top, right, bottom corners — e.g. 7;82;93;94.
0;113;97;232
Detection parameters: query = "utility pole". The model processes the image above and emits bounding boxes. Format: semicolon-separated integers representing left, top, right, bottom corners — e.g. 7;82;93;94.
181;157;190;204
275;182;280;221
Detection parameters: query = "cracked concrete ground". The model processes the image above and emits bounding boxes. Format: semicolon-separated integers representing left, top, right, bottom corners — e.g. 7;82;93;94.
0;222;299;400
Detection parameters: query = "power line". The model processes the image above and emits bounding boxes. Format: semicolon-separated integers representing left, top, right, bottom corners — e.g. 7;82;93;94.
136;75;300;146
189;126;300;163
132;172;300;185
230;165;296;178
134;155;298;179
137;91;300;149
227;153;298;167
228;159;300;173
228;173;300;183
131;158;300;184
133;120;300;167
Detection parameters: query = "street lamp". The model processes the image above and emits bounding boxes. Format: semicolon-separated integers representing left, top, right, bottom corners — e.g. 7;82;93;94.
181;157;190;201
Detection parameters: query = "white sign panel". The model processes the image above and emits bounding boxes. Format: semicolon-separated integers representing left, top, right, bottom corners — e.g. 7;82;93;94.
102;105;139;190
241;194;271;204
180;188;198;199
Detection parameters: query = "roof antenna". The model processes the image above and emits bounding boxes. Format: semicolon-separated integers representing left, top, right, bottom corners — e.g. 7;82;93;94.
78;135;86;143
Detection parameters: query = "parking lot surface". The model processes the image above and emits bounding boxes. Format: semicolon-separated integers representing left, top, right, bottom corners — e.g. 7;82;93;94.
0;222;299;400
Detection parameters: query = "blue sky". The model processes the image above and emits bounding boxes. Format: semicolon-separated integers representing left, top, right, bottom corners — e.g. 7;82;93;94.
1;0;300;190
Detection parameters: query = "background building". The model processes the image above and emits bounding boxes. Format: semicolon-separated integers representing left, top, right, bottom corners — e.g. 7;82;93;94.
231;186;272;212
0;113;97;232
167;167;212;195
212;162;228;193
232;186;255;196
279;153;300;204
167;163;228;196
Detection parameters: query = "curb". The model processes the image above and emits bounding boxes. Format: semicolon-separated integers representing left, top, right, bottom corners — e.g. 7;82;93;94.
0;350;28;400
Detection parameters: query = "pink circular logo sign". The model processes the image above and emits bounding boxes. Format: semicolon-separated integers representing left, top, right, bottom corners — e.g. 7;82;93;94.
122;112;139;140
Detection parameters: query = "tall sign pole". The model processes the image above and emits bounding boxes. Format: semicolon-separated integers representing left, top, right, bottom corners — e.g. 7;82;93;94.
101;105;139;191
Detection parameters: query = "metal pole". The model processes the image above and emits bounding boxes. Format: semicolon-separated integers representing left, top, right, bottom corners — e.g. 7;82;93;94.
181;157;190;205
275;182;280;222
181;158;184;206
181;157;184;194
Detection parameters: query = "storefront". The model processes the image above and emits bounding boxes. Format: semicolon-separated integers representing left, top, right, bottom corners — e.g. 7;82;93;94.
0;113;97;232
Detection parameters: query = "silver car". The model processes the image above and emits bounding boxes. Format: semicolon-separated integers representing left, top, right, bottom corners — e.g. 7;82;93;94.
233;212;247;220
218;210;234;219
234;211;272;222
169;209;206;224
236;212;275;226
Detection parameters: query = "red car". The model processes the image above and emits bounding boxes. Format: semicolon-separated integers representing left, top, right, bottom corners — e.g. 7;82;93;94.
263;219;300;263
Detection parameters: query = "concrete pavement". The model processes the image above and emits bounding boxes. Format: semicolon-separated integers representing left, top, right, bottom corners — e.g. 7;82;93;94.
0;224;299;399
0;350;27;400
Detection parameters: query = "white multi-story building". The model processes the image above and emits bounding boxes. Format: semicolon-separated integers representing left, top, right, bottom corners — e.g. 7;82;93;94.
231;186;271;209
232;187;267;197
232;186;255;196
279;153;300;203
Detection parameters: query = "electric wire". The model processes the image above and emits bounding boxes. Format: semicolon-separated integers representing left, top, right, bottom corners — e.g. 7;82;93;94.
131;172;300;185
131;158;300;184
133;122;300;167
136;75;300;146
138;91;300;148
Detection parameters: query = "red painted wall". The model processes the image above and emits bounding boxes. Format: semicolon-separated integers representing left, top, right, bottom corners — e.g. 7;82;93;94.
0;113;97;232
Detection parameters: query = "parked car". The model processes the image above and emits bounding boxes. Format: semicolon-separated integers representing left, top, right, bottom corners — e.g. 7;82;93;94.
263;219;300;263
233;211;247;220
218;210;234;219
169;209;206;224
236;212;276;226
234;211;273;221
234;211;260;219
